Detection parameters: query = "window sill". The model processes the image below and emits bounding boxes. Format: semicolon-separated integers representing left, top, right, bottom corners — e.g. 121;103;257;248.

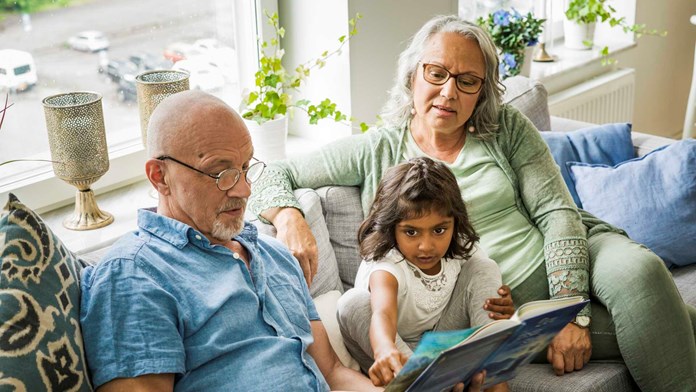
40;134;328;255
530;39;636;95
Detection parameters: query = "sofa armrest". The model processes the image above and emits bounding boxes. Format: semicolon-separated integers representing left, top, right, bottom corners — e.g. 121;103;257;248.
550;115;676;157
630;131;675;157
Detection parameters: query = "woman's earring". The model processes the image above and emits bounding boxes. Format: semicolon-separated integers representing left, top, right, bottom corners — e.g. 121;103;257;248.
410;107;416;115
468;124;476;133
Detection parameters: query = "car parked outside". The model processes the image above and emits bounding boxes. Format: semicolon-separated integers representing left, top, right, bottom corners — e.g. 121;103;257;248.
67;30;110;52
128;52;173;71
163;42;200;63
172;58;225;91
191;38;237;83
0;49;38;93
116;76;137;103
102;59;139;83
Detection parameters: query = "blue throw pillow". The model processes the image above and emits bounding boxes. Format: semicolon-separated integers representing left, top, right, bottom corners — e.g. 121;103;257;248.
567;140;696;268
540;123;635;207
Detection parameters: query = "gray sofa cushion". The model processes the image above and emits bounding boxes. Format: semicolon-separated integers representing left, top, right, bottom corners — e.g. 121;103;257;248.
250;188;344;297
510;362;638;392
315;186;364;291
502;76;552;132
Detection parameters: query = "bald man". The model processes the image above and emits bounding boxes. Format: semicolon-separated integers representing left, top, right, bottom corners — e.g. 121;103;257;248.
79;91;384;392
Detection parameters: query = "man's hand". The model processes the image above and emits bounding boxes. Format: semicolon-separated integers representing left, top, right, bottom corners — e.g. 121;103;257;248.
263;207;319;286
547;323;592;375
484;285;514;320
368;347;408;386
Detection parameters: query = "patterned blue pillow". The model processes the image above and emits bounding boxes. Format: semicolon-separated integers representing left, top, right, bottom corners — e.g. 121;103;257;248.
0;193;93;391
568;140;696;268
540;123;635;207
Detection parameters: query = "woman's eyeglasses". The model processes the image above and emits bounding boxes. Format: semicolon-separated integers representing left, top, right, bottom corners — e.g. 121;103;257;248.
420;63;485;94
157;156;266;191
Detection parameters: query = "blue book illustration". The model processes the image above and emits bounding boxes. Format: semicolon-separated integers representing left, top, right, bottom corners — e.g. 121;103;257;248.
384;296;589;392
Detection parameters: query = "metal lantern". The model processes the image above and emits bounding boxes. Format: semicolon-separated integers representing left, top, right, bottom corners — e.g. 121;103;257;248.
135;69;190;147
43;91;114;230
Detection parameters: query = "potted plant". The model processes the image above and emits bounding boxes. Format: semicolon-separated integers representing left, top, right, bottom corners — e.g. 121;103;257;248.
564;0;666;60
240;11;362;162
477;9;545;80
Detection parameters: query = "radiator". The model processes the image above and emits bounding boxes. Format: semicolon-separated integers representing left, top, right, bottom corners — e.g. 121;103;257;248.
548;68;635;124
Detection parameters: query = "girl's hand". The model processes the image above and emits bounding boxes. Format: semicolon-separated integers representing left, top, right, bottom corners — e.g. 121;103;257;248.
368;347;409;386
484;285;515;320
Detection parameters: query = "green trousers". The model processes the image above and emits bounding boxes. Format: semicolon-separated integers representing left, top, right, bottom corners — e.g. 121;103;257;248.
512;231;696;392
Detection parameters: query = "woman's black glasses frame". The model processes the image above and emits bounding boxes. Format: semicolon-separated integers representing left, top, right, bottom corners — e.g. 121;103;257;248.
420;63;485;94
157;155;266;191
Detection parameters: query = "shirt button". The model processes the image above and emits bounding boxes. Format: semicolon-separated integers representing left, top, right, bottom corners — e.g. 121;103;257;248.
195;235;202;241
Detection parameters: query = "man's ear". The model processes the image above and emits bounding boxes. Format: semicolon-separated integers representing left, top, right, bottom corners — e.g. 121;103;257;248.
145;158;170;196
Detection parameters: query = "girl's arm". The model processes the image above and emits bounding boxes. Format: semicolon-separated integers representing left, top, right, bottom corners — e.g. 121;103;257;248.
368;270;408;387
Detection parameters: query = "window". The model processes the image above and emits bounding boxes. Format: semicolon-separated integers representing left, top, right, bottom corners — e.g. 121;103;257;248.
0;0;265;211
13;65;31;76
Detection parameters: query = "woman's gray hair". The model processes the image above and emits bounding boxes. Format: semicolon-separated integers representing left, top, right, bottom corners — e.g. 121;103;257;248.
380;15;504;139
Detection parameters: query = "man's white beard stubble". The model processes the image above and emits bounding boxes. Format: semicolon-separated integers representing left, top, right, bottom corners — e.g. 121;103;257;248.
212;198;247;241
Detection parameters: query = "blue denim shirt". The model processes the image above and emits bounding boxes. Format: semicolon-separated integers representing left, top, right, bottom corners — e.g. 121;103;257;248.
80;209;329;391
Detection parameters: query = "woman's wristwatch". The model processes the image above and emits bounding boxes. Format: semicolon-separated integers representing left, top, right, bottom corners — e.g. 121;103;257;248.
572;315;591;328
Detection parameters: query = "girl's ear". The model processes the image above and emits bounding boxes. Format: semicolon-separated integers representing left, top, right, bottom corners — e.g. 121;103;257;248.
145;158;170;196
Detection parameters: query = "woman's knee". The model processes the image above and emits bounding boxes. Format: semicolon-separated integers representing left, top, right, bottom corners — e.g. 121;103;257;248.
590;232;677;302
591;232;670;286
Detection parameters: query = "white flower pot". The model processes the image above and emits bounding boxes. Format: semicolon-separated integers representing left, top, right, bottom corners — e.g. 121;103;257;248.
563;19;596;50
244;115;288;163
519;45;536;77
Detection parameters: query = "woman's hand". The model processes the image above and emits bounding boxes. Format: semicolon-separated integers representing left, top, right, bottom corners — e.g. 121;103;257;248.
264;207;319;286
368;347;408;386
547;323;592;375
484;285;515;320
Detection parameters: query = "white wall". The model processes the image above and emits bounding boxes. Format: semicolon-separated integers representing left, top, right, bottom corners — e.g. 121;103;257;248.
614;0;696;138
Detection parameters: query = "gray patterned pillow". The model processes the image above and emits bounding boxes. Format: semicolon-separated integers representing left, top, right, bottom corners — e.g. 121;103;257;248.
0;193;93;391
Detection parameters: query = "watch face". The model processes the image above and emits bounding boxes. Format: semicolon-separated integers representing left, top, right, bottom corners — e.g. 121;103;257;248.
575;315;591;327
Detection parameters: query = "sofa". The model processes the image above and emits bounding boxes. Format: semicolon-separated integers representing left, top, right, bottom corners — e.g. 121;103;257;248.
1;75;694;392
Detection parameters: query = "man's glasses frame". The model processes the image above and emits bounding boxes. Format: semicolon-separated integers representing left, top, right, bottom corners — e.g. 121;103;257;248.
420;62;485;94
156;155;266;191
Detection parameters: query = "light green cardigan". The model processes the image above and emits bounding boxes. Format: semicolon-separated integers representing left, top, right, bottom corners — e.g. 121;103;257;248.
249;105;608;312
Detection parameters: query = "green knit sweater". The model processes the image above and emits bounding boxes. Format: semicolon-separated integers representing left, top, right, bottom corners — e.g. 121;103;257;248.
249;105;610;310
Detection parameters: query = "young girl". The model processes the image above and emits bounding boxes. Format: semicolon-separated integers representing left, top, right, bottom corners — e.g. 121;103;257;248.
337;157;508;391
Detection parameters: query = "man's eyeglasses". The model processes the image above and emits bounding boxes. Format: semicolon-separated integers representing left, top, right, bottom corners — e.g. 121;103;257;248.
157;156;266;191
420;63;485;94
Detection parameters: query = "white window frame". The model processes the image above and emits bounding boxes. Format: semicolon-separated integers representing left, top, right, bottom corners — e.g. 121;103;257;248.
0;0;275;214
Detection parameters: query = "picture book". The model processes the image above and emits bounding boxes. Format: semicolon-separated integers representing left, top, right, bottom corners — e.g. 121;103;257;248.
384;296;589;392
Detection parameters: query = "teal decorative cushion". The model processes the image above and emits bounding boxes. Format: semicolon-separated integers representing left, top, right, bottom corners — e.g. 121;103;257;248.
568;140;696;268
0;193;93;391
540;123;635;207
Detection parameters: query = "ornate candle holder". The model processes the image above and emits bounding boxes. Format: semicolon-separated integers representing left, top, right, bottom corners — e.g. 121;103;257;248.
135;70;189;147
43;92;113;230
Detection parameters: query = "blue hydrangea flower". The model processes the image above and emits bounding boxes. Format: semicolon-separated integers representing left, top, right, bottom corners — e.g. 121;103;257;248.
493;10;510;27
501;52;517;68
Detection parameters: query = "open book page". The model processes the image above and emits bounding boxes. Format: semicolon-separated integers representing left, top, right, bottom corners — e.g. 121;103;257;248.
514;296;588;320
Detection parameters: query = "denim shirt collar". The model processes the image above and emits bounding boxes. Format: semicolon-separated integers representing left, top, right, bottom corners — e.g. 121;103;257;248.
137;208;259;252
